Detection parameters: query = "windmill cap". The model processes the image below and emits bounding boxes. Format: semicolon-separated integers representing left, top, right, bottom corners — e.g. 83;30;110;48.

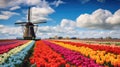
26;22;34;26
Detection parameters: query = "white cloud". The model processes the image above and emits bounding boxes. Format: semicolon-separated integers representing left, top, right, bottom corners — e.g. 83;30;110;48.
106;9;120;25
0;0;41;8
0;11;19;20
25;0;41;5
36;25;120;39
0;25;23;39
10;6;21;10
0;0;22;8
51;0;65;7
1;23;120;39
0;0;62;8
76;9;120;29
60;19;76;27
0;0;55;22
0;25;4;28
31;6;55;22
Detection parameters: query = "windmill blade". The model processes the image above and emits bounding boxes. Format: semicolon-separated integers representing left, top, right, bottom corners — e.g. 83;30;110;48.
33;21;47;24
15;22;27;25
32;20;47;24
28;7;31;22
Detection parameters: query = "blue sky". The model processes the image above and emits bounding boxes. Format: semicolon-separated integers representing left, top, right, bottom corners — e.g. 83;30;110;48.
0;0;120;39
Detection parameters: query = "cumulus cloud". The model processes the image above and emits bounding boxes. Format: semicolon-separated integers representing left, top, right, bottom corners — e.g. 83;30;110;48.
106;9;120;25
31;6;55;22
0;0;65;8
0;24;75;39
0;23;120;39
0;0;22;8
0;0;57;22
33;9;120;38
76;9;120;29
75;30;120;38
0;25;23;39
0;0;41;8
60;19;76;27
0;11;19;20
0;25;4;28
36;25;120;39
10;6;21;11
51;0;65;7
25;0;41;5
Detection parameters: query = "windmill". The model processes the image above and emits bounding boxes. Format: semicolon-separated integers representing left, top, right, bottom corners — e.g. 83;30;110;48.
15;7;46;40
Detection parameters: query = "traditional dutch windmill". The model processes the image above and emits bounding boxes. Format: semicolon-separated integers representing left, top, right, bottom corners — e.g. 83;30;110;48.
15;7;46;40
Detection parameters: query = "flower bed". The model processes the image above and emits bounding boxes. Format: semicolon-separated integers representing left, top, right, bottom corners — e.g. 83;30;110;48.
0;40;29;54
44;40;102;67
50;40;120;67
55;40;120;54
0;40;35;67
1;39;119;67
29;41;66;67
0;41;34;64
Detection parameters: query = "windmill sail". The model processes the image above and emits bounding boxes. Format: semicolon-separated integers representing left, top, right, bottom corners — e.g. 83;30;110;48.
28;7;31;22
15;22;26;24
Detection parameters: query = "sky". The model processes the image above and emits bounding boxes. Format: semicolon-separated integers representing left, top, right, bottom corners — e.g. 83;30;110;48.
0;0;120;39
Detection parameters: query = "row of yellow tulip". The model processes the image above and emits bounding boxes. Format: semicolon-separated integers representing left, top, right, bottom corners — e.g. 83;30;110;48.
51;41;120;66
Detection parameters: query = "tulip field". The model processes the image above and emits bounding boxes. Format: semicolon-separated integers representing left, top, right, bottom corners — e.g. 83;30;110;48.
0;39;120;67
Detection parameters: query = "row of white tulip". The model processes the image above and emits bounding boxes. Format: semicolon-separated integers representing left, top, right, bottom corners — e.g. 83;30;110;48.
0;40;34;64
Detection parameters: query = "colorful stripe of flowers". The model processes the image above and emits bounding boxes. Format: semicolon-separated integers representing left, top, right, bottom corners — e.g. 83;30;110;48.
55;40;120;54
0;40;35;67
0;40;33;64
50;40;120;67
0;40;18;46
0;40;29;54
44;40;102;67
29;41;66;67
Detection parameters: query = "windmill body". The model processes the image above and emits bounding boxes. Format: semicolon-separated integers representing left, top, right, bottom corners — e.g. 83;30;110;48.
23;22;36;40
15;7;46;40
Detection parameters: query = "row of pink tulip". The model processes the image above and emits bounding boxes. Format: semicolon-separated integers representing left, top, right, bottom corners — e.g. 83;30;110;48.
0;40;20;46
0;40;29;54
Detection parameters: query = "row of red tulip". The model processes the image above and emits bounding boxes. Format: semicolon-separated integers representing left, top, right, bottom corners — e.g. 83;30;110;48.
55;40;120;54
0;40;29;54
29;41;66;67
